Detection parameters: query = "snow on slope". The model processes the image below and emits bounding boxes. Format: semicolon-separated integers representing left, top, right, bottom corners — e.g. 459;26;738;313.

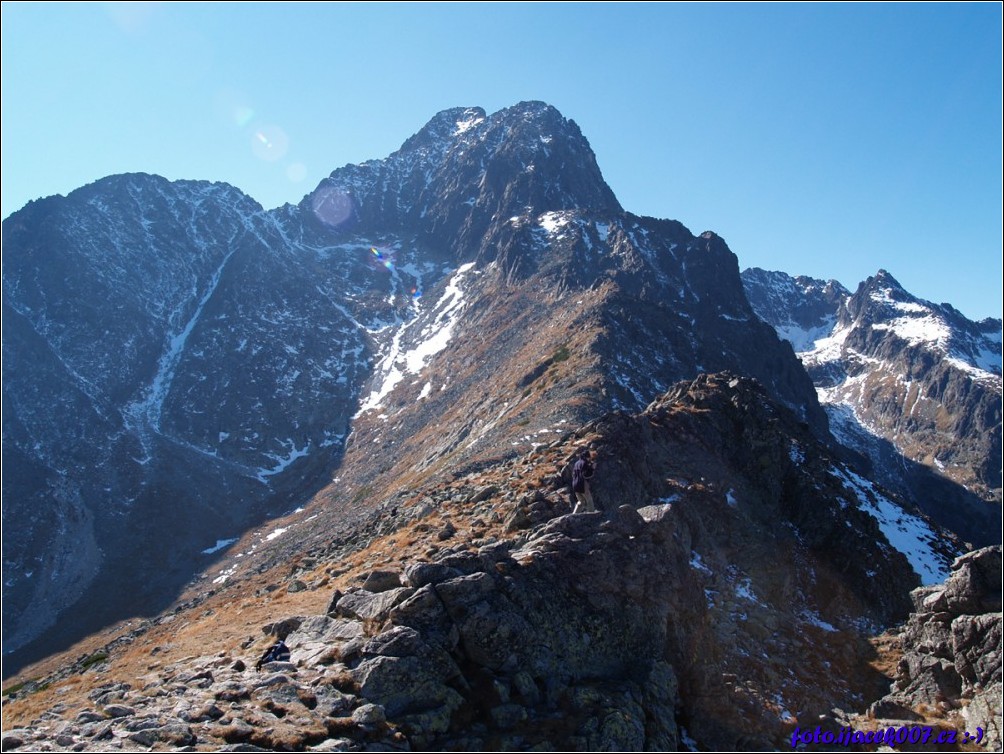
832;464;955;585
774;317;838;353
357;262;477;414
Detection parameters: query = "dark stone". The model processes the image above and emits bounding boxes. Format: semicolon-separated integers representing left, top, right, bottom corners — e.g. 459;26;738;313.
335;588;416;622
403;562;462;589
263;616;304;639
362;570;403;593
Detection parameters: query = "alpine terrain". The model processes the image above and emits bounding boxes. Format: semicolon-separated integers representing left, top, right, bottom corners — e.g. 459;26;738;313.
742;267;1002;545
2;102;1000;750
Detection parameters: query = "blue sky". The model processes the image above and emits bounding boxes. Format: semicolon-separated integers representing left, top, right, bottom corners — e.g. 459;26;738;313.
2;2;1001;320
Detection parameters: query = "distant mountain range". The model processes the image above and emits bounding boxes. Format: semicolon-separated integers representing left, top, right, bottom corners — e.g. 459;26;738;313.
742;267;1001;544
2;100;998;691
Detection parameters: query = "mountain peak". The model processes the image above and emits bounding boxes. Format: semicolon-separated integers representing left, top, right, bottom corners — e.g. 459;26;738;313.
744;264;1003;531
854;269;921;316
395;101;572;157
312;101;622;249
870;268;905;290
493;99;567;129
397;106;487;154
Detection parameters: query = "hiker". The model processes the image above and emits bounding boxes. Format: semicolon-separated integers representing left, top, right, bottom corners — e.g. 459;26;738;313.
255;639;290;671
571;449;596;514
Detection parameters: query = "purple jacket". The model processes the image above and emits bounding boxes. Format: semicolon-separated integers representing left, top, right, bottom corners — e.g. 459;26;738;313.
572;457;594;493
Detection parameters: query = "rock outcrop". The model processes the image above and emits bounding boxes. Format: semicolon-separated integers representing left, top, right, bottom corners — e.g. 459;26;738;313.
861;546;1002;750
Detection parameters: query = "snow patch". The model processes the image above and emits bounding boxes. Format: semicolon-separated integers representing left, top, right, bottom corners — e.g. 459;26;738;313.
833;465;953;585
265;526;289;542
734;578;761;604
690;551;712;575
202;538;238;555
539;211;571;235
789;442;805;465
945;353;1001;382
871;313;951;348
212;565;237;585
454;113;485;135
127;245;240;434
775;315;837;353
257;439;310;482
800;608;838;632
800;325;849;367
357;263;476;414
680;727;699;751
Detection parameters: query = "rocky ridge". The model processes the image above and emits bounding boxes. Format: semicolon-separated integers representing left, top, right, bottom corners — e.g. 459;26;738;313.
4;102;827;666
3;374;973;751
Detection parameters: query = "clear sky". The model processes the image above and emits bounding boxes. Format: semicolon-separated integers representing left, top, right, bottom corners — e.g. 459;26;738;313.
2;2;1001;320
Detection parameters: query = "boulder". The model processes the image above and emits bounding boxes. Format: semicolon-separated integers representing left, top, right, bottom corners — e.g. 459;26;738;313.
922;547;1002;615
263;616;304;639
434;572;497;610
352;655;461;718
351;703;387;726
1;731;31;750
388;585;459;651
606;504;645;537
403;562;462;589
335;587;416;622
363;625;426;658
963;682;1003;751
362;570;403;593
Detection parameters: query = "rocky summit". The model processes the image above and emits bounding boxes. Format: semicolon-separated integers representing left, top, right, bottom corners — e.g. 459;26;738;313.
2;101;1001;750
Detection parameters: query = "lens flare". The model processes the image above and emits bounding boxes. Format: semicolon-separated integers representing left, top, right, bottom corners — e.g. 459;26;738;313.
234;106;255;127
310;185;354;228
370;247;395;271
214;88;255;129
104;2;157;33
251;124;289;162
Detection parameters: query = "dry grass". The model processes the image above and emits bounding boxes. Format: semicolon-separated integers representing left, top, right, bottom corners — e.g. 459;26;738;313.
3;487;472;722
2;422;579;734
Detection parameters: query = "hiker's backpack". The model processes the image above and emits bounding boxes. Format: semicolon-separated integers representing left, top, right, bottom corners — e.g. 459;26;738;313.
256;640;290;670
